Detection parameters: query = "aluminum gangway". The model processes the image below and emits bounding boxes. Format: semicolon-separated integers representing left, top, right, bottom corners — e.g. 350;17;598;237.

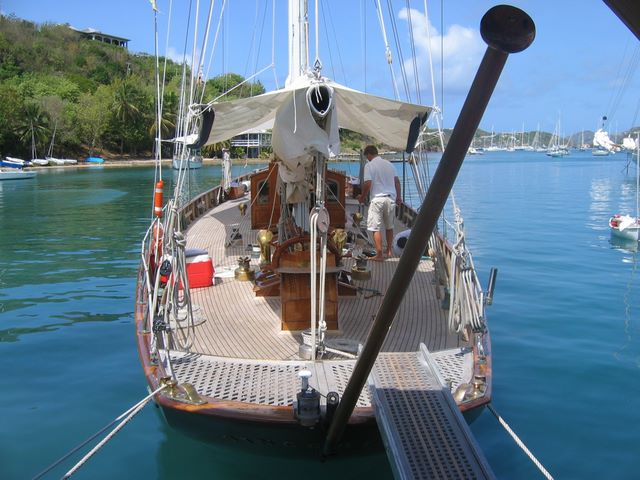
369;345;495;479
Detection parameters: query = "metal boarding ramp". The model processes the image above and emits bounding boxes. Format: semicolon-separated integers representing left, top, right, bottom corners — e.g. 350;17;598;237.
369;345;495;479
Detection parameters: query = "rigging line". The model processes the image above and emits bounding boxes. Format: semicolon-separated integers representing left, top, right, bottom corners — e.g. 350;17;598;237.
604;38;633;120
201;0;228;104
240;0;262;97
174;0;194;158
195;0;216;102
323;0;347;85
609;46;640;125
155;0;175;184
374;0;400;100
423;0;444;152
160;0;174;120
150;2;163;220
188;0;201;109
315;0;320;66
209;64;274;103
271;0;279;90
440;0;443;125
251;0;270;96
152;4;162;166
405;0;421;104
320;3;337;80
361;0;367;92
33;384;167;480
386;0;411;102
631;95;640;129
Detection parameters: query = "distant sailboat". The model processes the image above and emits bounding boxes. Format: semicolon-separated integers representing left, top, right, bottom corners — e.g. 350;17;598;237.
592;116;616;156
45;122;78;165
610;135;640;241
592;129;614;156
30;123;49;166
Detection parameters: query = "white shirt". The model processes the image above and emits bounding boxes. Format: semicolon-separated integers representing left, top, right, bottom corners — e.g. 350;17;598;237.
363;155;397;200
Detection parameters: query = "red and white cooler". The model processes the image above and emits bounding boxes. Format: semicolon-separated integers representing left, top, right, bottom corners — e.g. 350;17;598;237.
184;249;214;289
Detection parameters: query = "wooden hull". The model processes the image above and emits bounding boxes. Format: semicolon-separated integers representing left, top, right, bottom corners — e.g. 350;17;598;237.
135;174;491;455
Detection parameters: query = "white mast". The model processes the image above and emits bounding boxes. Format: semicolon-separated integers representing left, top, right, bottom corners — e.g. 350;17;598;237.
286;0;309;86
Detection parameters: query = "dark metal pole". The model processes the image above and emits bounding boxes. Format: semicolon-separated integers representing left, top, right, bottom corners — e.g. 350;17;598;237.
322;5;535;457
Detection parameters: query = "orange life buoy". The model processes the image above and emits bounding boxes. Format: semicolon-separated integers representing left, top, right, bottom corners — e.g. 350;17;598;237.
154;180;164;217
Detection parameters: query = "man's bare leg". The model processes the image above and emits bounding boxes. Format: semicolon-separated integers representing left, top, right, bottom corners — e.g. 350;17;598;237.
385;229;394;257
371;230;385;261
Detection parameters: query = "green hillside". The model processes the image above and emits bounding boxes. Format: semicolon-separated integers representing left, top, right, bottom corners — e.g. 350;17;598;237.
0;15;263;159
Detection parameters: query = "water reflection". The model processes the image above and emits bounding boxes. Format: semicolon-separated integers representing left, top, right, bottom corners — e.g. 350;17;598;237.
610;235;639;254
609;235;640;367
155;422;392;480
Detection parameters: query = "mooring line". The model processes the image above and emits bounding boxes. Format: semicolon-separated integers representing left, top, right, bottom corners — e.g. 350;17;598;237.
487;404;554;480
32;384;166;480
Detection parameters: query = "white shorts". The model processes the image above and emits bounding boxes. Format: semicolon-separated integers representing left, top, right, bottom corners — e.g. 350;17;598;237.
367;196;395;231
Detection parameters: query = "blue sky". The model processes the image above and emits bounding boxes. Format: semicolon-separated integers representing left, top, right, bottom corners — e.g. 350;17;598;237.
4;1;640;136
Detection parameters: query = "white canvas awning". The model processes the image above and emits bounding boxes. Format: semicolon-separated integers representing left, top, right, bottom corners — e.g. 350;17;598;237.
204;76;431;151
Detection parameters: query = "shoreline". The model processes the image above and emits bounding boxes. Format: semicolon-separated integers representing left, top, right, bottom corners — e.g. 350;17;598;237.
26;157;270;170
25;156;367;170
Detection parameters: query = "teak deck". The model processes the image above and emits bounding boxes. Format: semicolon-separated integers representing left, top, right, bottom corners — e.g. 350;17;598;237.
181;192;463;362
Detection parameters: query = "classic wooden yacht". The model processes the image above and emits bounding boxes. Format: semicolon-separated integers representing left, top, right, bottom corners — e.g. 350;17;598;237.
134;0;531;457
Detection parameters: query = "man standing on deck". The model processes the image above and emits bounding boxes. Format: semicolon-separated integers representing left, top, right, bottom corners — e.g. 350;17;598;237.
357;145;402;261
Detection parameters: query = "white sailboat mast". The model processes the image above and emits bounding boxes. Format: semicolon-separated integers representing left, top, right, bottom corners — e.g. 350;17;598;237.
286;0;309;87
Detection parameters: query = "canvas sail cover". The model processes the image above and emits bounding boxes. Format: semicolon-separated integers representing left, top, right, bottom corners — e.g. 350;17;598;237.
204;76;431;155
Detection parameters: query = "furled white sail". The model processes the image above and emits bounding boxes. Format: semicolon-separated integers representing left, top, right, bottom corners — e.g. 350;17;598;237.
622;136;637;151
593;128;615;151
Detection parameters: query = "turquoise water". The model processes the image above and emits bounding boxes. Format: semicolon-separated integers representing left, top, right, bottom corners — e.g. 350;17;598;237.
1;152;638;478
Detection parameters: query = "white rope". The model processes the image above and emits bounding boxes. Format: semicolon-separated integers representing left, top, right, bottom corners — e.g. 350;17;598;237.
488;404;555;480
374;0;400;100
62;384;167;478
310;210;318;360
318;225;328;344
33;384;167;480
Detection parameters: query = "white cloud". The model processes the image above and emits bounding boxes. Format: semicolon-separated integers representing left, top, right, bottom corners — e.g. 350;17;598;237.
397;8;484;99
165;46;188;64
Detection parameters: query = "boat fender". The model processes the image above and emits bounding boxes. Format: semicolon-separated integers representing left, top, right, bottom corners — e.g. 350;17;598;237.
154;180;164;217
392;229;411;257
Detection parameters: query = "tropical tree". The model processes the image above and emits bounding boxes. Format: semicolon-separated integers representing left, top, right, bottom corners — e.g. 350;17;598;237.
75;86;111;155
0;83;24;155
14;102;50;158
110;76;150;154
205;73;265;101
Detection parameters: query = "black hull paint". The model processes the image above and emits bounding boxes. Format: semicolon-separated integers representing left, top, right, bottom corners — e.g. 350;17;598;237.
158;404;384;458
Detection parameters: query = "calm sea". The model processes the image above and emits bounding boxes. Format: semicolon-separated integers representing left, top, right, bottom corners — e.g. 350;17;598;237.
1;151;638;479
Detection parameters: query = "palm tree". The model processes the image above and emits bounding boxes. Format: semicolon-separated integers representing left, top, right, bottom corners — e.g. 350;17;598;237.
149;91;177;139
112;78;142;154
15;103;50;158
